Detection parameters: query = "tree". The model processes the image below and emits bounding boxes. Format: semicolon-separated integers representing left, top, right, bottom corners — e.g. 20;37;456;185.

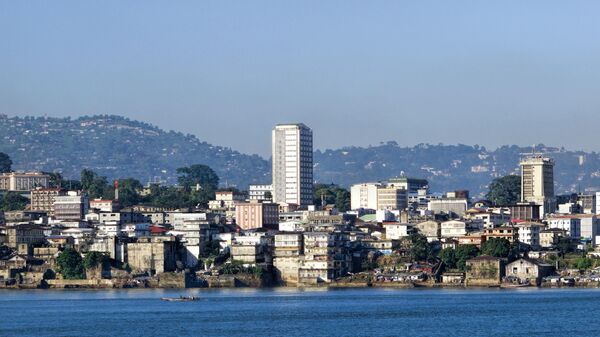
409;233;432;262
1;192;29;211
557;237;572;257
177;164;219;191
313;184;351;212
439;247;457;269
116;178;143;207
80;169;109;198
574;257;593;270
455;245;479;271
480;238;511;258
56;248;85;279
486;175;521;205
0;152;12;173
83;251;109;270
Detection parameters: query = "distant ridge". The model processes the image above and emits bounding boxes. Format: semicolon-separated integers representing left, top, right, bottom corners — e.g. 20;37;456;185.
0;114;598;197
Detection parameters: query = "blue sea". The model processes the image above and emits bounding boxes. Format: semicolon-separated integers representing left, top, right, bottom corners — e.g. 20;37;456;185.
1;287;599;336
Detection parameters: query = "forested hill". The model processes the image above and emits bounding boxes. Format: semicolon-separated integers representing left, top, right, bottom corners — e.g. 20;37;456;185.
0;115;270;188
1;114;599;197
314;142;600;198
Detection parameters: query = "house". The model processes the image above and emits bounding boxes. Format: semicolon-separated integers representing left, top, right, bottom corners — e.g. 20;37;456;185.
465;256;505;287
505;258;554;286
383;222;414;240
441;220;467;238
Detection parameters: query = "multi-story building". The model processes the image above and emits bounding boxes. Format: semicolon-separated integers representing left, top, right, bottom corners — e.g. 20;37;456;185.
0;172;50;191
126;236;177;274
376;186;408;211
540;228;567;248
350;183;380;210
172;212;219;267
546;216;582;239
6;224;46;249
428;198;468;217
299;232;350;284
248;184;273;201
271;123;313;206
30;187;66;216
520;155;555;215
383;222;414;240
235;202;279;230
386;175;429;196
208;191;246;210
441;220;467;238
89;199;118;212
516;222;544;248
273;233;304;285
53;191;89;221
483;226;517;243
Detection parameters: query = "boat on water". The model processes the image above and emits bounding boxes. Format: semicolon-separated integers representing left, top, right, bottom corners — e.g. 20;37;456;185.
161;296;200;302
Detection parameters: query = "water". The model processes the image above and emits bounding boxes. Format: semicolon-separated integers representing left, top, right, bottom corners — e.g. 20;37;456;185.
1;287;600;336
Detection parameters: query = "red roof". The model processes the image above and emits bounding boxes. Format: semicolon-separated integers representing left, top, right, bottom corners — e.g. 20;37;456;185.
150;226;167;234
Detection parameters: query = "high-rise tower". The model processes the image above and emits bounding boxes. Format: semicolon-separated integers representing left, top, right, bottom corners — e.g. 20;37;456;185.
520;155;555;215
272;123;313;205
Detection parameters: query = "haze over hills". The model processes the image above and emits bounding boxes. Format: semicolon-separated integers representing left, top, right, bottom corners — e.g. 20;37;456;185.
1;114;599;197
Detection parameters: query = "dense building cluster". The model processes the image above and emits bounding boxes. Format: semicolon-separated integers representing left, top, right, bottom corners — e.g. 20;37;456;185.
2;124;600;289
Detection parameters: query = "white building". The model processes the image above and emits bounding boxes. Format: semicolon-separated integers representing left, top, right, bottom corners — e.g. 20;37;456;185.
428;198;468;217
383;223;413;240
248;184;273;201
272;123;313;206
441;220;467;238
520;156;555;215
547;216;581;239
350;183;380;210
516;222;544;248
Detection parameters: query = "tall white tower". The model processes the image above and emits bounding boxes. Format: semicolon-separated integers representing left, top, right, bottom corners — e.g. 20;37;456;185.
520;155;555;215
272;123;313;205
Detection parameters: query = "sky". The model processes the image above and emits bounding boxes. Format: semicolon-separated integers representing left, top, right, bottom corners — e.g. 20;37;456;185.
2;1;600;157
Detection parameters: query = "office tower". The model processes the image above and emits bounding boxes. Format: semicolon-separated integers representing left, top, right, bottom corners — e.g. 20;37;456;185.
272;123;313;205
520;155;555;214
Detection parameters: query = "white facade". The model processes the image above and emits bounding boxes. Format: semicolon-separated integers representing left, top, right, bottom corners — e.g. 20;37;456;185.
520;156;555;215
547;217;581;239
272;124;313;206
350;183;380;210
516;223;544;248
441;220;467;238
384;223;413;240
248;184;273;201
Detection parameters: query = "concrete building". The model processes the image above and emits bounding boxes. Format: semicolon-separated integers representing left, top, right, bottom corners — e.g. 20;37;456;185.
508;203;541;221
415;221;440;242
235;202;279;230
505;258;554;286
299;232;350;284
520;156;555;215
273;233;304;285
6;224;45;249
376;186;408;211
540;228;567;248
386;176;428;196
53;191;89;221
383;223;414;240
0;172;50;191
441;220;467;238
428;198;468;217
126;236;178;274
350;183;380;210
483;227;517;243
208;191;246;210
516;222;544;248
272;123;313;206
248;184;273;202
465;256;505;287
30;187;67;216
547;216;581;239
89;199;118;212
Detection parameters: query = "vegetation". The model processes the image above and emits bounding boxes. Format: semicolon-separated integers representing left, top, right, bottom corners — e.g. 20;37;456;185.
221;260;263;278
83;251;110;270
56;248;85;279
455;245;479;271
313;184;351;212
0;192;29;211
408;233;434;262
0;152;12;173
486;175;521;205
557;237;572;257
439;247;457;269
480;238;512;258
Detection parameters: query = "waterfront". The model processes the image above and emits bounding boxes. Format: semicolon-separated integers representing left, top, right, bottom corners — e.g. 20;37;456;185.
2;288;600;336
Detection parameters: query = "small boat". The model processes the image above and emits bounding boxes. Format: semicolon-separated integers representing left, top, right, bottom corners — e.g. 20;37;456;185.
161;296;200;302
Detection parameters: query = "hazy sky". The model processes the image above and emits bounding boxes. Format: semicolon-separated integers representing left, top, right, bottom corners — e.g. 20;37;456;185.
2;1;600;157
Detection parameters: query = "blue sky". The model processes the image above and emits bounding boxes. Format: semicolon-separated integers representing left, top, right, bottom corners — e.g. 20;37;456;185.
2;1;600;157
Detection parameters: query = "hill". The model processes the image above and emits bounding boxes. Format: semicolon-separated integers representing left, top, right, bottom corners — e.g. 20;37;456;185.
1;114;599;197
0;114;270;187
